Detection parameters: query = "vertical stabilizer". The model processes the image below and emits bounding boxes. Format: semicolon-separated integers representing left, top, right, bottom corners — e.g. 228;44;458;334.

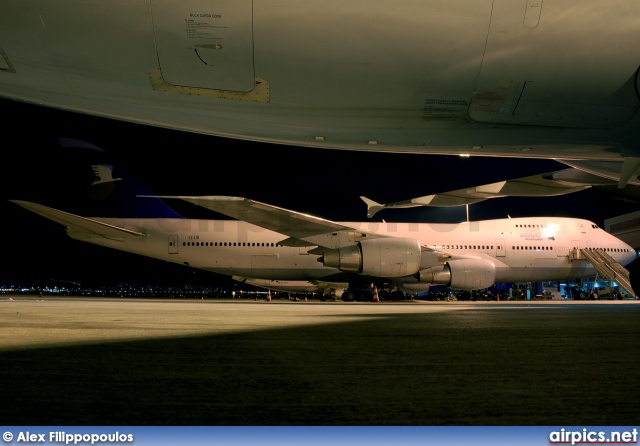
26;138;184;219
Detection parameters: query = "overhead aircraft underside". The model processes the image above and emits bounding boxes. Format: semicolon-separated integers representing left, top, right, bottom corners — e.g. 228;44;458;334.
0;0;639;175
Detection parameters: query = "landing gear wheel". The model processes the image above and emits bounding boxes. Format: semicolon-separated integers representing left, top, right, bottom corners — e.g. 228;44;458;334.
342;291;356;302
360;291;373;302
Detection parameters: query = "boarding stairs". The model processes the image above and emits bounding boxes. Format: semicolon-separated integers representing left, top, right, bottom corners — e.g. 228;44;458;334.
579;248;635;298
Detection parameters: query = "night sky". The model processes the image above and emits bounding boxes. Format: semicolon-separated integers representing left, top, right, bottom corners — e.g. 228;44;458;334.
2;96;639;288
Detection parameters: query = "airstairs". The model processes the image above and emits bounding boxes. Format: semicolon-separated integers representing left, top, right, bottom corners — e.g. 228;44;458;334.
579;249;636;298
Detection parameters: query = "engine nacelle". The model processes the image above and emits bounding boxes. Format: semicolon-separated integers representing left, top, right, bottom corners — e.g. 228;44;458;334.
416;258;496;290
393;276;432;294
323;238;421;278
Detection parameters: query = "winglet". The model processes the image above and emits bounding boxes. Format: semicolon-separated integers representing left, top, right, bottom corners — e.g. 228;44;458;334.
360;196;384;218
618;157;640;189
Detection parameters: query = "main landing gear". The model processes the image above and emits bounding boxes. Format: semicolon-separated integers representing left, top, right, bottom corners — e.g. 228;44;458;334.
340;288;405;302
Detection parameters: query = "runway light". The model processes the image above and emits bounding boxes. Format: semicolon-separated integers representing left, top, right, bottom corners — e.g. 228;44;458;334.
521;147;532;152
314;136;325;141
471;145;482;150
368;140;379;145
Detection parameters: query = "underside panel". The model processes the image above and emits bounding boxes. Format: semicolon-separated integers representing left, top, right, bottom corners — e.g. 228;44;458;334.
469;0;640;128
151;0;255;92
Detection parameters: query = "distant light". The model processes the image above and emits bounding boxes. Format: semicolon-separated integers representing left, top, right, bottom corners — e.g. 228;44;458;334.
315;136;325;141
471;145;482;150
521;147;532;152
368;140;379;145
459;154;470;158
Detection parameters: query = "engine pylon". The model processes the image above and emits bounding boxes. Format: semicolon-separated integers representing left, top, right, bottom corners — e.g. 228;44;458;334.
372;285;380;302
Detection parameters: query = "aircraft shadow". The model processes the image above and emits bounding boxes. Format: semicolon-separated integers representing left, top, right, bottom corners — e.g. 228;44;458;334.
0;305;638;425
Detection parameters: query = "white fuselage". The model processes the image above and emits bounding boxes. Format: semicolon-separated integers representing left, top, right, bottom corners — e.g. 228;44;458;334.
69;216;636;286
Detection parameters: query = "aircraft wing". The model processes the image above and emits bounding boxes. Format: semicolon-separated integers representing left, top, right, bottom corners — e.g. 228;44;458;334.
361;168;621;218
10;200;145;239
560;159;640;188
152;195;381;249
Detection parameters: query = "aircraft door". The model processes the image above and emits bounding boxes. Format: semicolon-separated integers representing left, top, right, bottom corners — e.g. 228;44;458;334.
168;235;178;254
495;239;506;257
150;0;255;92
570;240;581;260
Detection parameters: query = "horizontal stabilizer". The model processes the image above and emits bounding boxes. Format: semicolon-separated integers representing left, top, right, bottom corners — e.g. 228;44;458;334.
10;201;145;239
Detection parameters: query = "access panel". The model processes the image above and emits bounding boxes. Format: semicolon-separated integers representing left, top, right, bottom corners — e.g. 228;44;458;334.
151;0;254;92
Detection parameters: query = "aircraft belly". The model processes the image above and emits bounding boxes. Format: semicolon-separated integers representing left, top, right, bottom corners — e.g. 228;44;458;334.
247;252;334;280
3;2;160;99
254;0;492;110
249;254;277;279
227;268;337;282
469;0;640;128
504;263;596;282
0;4;71;93
1;2;640;159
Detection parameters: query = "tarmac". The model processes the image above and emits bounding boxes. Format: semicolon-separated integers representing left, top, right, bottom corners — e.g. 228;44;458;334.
1;296;639;425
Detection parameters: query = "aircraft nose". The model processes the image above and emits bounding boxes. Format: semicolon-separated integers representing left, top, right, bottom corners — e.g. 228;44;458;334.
622;243;638;266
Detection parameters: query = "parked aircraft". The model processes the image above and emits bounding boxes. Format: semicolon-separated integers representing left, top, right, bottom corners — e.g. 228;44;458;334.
1;1;639;184
10;193;637;300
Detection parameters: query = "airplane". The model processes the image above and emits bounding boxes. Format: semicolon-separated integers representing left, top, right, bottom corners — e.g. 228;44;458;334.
9;183;638;300
1;1;640;186
10;195;638;300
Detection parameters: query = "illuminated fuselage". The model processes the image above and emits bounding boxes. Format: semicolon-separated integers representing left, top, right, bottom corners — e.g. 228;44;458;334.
68;216;636;287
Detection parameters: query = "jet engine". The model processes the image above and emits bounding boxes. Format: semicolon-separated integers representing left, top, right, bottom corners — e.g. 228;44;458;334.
322;238;421;278
392;276;432;294
416;258;496;290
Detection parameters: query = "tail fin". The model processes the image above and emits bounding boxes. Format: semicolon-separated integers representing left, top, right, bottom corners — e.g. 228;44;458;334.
9;138;182;219
360;196;384;219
